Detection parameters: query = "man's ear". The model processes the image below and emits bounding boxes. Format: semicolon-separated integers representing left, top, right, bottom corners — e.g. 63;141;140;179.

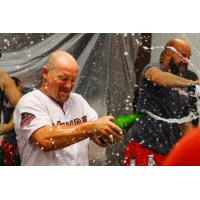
43;66;48;79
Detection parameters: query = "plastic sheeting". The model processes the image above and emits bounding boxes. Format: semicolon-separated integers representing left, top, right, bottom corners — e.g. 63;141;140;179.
0;34;94;88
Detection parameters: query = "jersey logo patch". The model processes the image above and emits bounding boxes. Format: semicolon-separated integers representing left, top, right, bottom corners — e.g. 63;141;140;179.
20;112;36;128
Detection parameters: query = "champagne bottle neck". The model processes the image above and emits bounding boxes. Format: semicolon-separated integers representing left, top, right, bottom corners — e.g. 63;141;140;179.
113;112;144;132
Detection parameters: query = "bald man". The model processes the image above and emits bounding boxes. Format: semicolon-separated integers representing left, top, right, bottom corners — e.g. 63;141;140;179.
124;38;200;166
13;51;122;166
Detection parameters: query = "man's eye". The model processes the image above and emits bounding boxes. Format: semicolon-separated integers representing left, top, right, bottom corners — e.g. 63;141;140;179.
58;76;66;81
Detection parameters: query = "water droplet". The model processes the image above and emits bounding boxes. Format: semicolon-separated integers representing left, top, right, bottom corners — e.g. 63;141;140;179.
124;51;128;56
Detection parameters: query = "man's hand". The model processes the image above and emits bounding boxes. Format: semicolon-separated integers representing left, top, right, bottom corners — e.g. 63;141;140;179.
91;116;123;146
193;80;200;85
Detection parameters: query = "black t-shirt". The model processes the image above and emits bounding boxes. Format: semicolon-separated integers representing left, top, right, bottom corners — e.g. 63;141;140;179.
128;63;191;155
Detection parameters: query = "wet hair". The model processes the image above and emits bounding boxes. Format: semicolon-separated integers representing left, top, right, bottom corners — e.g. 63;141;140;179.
11;76;21;87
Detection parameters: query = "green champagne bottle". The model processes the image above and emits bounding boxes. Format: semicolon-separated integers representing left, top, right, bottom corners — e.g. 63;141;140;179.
113;112;144;134
98;112;144;145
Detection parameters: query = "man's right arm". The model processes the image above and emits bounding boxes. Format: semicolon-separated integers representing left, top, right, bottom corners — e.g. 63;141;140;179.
145;67;200;88
30;116;122;151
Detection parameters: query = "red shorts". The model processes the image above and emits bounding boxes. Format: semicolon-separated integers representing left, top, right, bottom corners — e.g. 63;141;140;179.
124;142;166;166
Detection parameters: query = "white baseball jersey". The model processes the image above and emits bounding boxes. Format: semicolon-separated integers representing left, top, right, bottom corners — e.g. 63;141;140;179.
14;90;98;166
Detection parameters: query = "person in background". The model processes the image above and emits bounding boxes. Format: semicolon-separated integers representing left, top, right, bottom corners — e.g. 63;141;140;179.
0;71;22;165
163;127;200;166
14;51;122;166
0;77;31;165
124;38;200;166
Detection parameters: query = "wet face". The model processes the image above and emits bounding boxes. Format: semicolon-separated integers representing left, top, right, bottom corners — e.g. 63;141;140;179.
167;44;191;76
45;63;78;103
168;57;188;76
